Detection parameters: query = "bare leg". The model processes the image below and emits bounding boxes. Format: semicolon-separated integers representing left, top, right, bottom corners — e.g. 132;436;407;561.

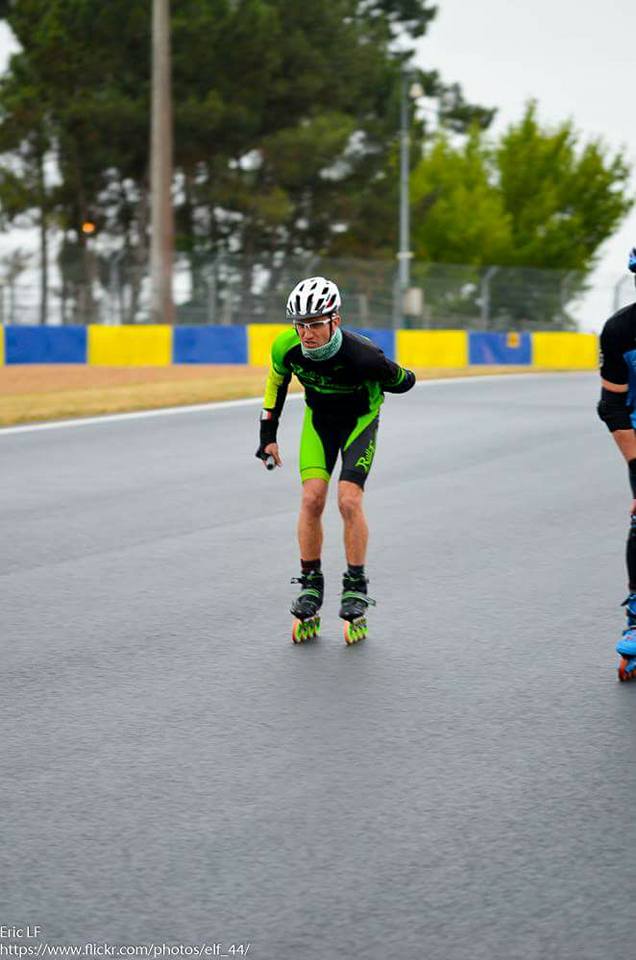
298;479;328;560
337;480;368;565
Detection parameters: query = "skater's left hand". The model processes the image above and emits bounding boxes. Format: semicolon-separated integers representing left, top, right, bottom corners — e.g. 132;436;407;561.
255;442;282;470
631;498;636;516
263;442;282;468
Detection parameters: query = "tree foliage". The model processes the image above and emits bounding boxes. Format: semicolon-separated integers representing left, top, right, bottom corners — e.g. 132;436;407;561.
496;103;631;269
410;128;511;266
411;102;631;271
0;0;492;310
2;4;627;328
409;103;632;324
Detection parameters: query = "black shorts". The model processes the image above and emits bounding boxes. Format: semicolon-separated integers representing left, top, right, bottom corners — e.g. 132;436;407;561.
299;406;379;489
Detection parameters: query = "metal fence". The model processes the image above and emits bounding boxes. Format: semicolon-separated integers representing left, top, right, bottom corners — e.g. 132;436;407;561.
0;249;621;330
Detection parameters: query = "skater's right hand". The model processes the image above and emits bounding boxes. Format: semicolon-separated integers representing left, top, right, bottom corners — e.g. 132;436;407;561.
631;498;636;516
259;442;282;469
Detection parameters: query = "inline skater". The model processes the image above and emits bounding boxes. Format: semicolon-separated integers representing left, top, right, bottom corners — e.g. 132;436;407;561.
597;247;636;679
255;276;416;644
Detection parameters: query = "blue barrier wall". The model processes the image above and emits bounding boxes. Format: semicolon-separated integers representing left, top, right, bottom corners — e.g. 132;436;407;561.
5;326;87;364
0;325;596;370
173;326;247;364
351;328;395;360
468;332;531;365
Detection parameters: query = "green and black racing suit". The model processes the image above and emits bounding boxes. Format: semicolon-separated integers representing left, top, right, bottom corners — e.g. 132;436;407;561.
258;328;416;488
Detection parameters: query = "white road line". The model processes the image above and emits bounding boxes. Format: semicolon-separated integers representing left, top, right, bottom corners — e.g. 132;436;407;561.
0;371;591;437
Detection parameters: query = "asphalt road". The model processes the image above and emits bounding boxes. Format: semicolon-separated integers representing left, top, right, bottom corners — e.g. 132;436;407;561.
2;373;635;960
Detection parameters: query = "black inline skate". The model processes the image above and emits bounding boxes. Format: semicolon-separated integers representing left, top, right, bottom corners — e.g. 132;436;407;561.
339;571;375;645
290;570;324;643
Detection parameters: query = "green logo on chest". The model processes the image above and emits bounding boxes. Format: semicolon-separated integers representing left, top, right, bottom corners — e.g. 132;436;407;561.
291;363;354;393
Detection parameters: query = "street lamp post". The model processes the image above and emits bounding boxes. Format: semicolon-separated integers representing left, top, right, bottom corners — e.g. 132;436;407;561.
398;70;411;303
397;69;423;328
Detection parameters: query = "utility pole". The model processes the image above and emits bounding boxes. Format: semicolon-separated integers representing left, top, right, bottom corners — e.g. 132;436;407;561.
150;0;175;324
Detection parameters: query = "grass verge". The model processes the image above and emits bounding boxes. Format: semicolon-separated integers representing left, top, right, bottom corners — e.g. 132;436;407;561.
0;364;561;427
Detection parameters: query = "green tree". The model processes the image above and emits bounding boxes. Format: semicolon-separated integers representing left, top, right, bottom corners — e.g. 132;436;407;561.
410;128;511;265
497;102;631;269
0;0;493;321
0;0;152;320
0;57;53;324
409;103;632;326
411;105;632;270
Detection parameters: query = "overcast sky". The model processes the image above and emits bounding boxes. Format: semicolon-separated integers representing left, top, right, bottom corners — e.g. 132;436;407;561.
416;0;636;328
0;7;633;329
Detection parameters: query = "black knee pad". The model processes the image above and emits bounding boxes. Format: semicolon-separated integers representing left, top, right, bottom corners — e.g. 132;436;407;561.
597;388;633;432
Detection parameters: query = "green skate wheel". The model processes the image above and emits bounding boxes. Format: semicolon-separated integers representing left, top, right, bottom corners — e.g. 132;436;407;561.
292;616;320;644
344;617;367;645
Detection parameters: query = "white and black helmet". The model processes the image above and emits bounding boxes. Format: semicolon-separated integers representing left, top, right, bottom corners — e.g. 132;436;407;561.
286;276;341;320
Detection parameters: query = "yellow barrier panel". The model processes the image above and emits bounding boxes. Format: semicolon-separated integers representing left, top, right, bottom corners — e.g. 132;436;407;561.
247;324;289;366
532;332;598;370
396;330;468;368
88;326;172;366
